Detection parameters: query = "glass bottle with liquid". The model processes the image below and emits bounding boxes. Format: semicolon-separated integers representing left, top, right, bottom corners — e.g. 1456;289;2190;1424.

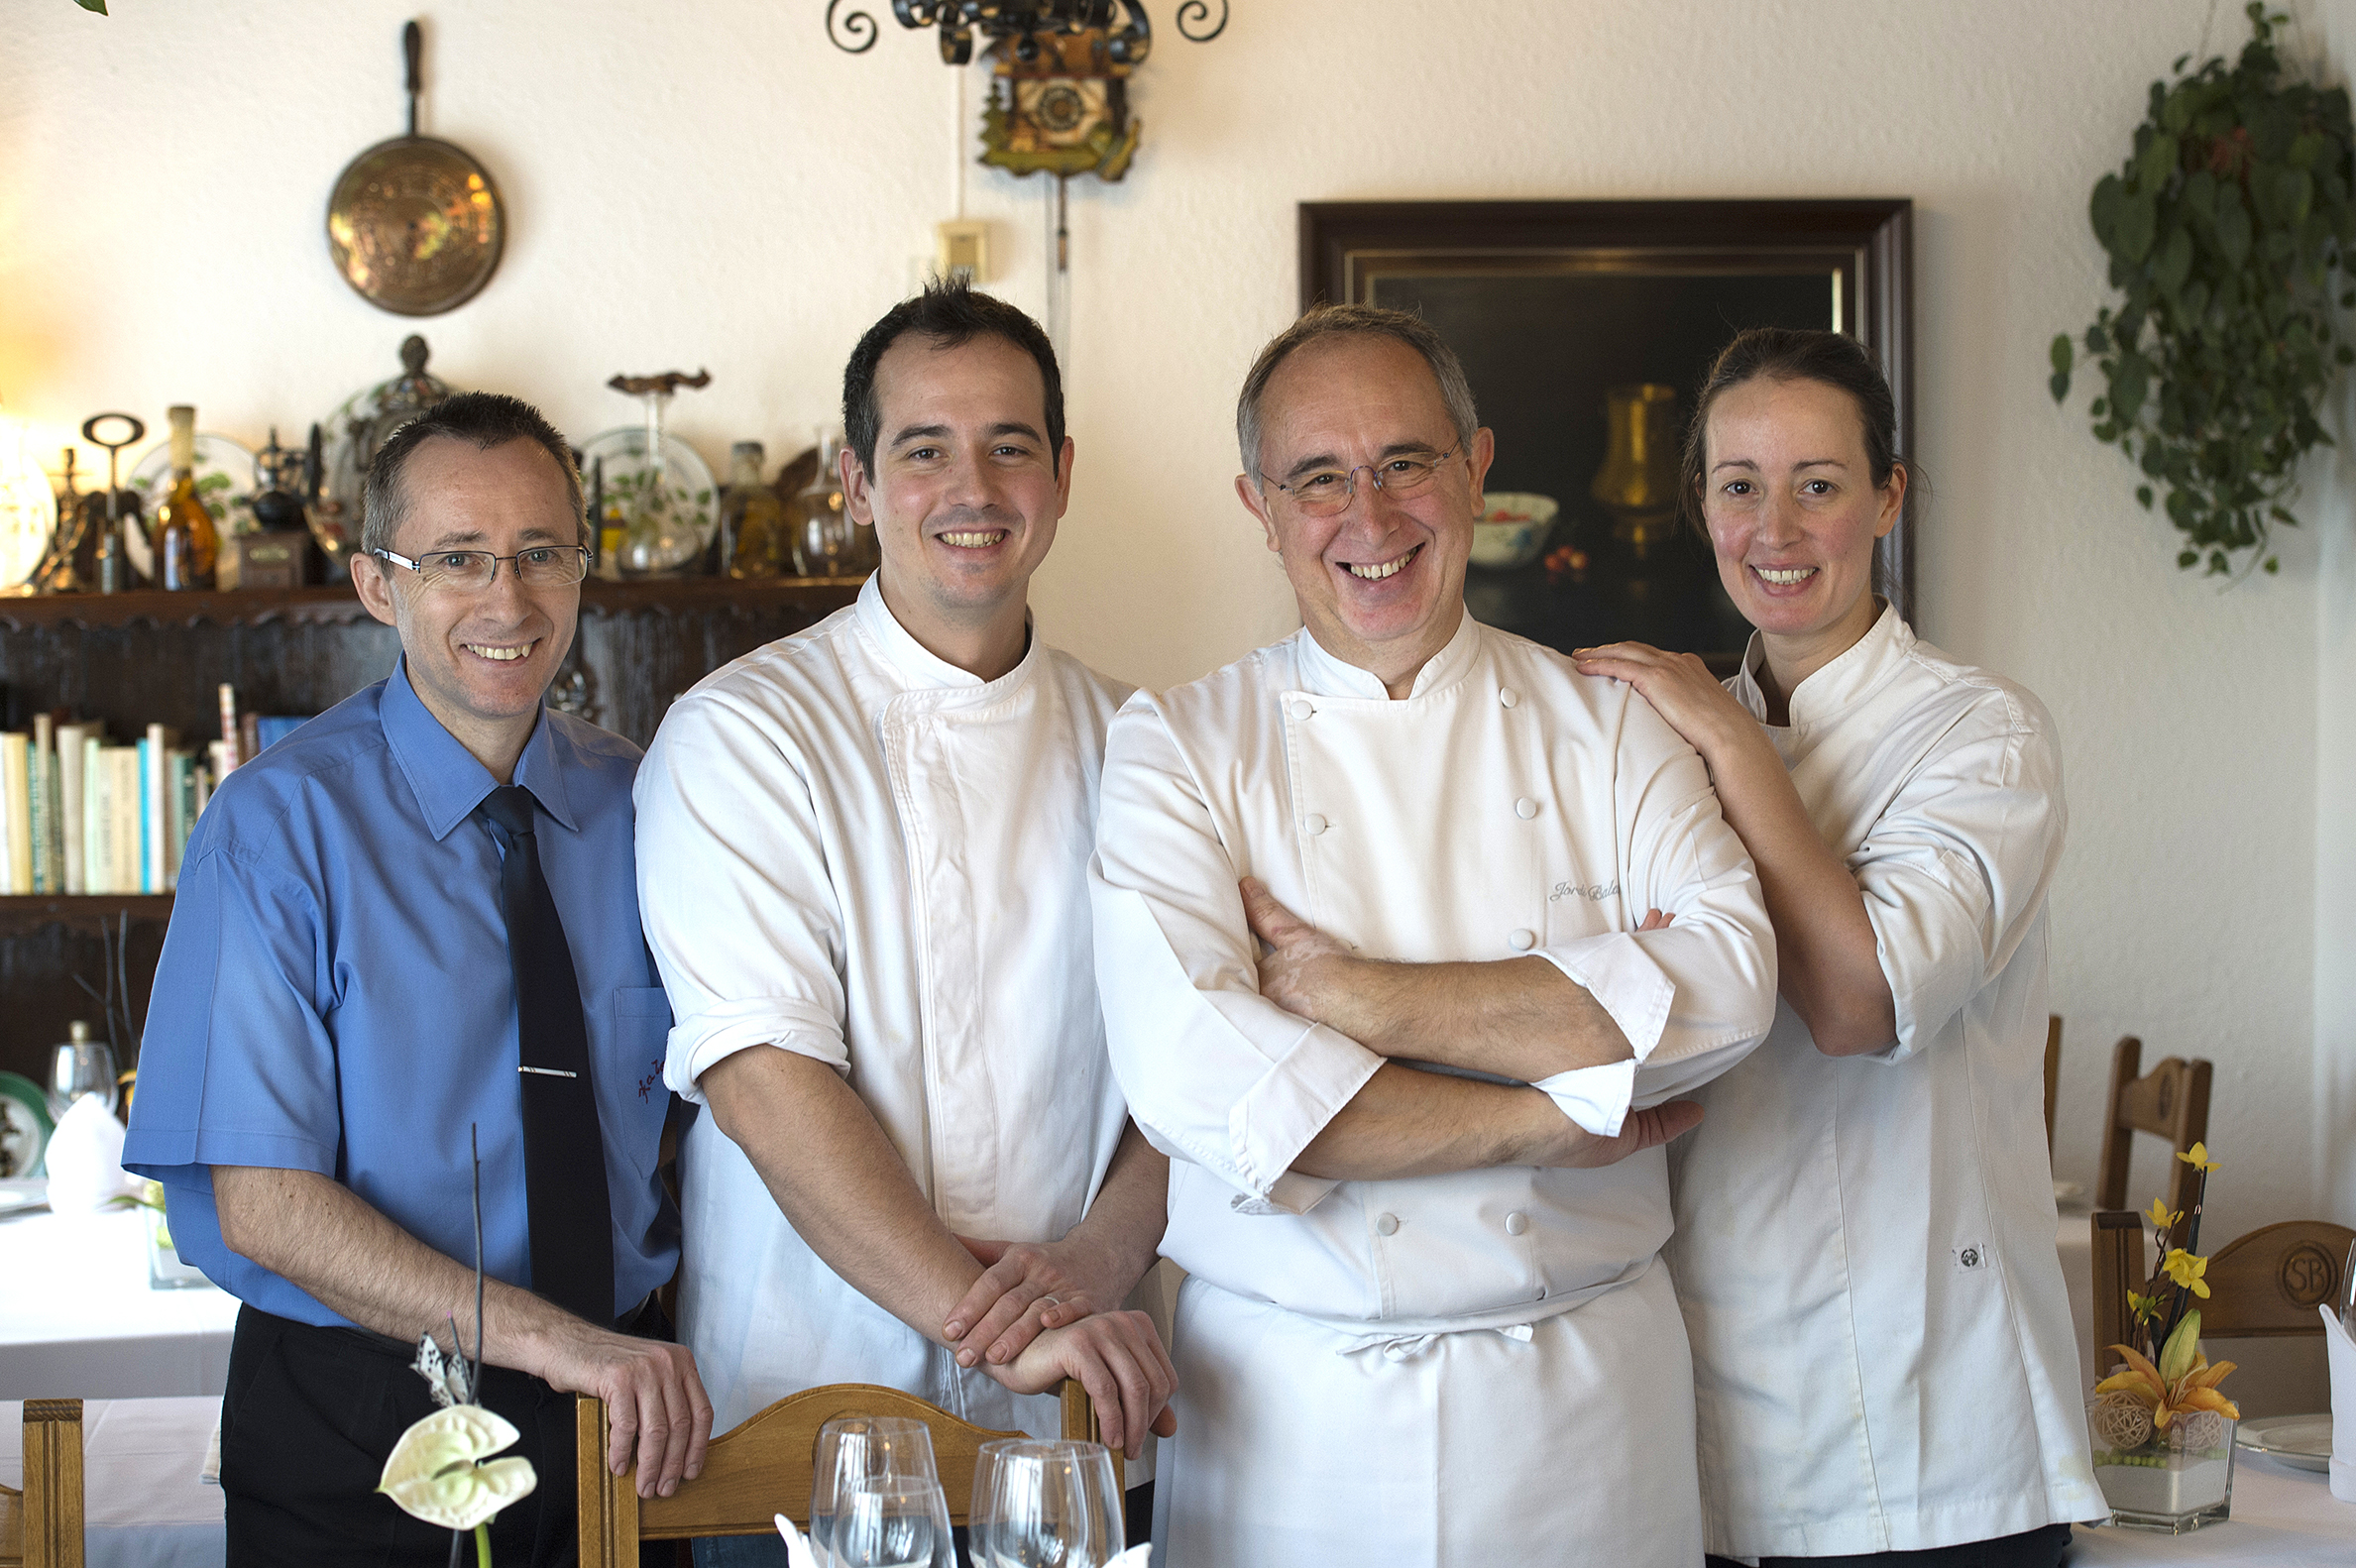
790;428;853;579
155;405;219;590
721;442;790;580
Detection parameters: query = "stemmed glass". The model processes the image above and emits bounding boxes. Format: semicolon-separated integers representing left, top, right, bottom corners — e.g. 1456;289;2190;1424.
48;1036;118;1120
811;1416;939;1563
969;1439;1124;1568
827;1476;957;1568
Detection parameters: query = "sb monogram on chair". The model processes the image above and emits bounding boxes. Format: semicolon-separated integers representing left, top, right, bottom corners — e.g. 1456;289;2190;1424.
2279;1243;2337;1307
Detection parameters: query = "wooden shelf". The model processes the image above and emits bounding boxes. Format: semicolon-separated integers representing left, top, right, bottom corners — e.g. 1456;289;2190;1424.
0;894;174;939
0;574;866;631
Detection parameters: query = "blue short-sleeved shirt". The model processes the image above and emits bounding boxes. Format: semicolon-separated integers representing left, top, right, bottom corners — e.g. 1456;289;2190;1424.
122;659;679;1330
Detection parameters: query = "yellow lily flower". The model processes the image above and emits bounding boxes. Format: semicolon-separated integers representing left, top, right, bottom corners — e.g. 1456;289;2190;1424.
2160;1248;2210;1299
2098;1312;2240;1431
2176;1142;2219;1174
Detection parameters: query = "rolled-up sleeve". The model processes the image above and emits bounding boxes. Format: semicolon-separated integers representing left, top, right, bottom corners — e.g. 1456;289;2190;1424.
634;690;850;1103
1091;698;1382;1215
1532;695;1777;1127
1854;702;2064;1064
123;840;342;1182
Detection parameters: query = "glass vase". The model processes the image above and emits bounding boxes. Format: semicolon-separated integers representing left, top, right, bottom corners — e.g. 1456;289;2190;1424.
2086;1399;2234;1532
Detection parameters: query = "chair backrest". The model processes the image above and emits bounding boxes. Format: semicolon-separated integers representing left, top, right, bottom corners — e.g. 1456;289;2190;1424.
2042;1014;2062;1158
2088;1211;2356;1378
578;1380;1111;1568
2201;1220;2356;1337
2093;1035;2211;1215
3;1400;84;1568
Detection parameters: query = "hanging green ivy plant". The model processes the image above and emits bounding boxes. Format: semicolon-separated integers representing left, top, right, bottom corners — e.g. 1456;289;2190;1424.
2050;3;2356;577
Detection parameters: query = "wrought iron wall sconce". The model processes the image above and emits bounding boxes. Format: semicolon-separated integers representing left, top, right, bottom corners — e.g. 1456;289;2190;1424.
826;2;1229;65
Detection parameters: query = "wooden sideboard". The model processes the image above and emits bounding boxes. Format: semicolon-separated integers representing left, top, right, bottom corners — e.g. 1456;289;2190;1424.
0;575;863;1086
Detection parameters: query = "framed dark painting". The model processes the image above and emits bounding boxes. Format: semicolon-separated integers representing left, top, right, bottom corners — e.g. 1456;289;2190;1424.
1300;199;1914;671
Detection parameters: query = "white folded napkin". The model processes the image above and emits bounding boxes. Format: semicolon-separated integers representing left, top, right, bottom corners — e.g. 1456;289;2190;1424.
1107;1546;1152;1566
772;1512;822;1568
2322;1303;2356;1503
44;1094;138;1215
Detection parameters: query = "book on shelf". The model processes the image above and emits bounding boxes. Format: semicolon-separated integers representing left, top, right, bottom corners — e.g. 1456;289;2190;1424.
0;686;315;899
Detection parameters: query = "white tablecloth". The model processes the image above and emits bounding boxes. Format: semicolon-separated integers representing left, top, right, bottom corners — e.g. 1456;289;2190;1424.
0;1396;224;1568
2068;1451;2356;1563
0;1191;240;1400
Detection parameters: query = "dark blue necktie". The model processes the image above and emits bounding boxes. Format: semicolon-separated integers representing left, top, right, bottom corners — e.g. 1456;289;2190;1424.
479;784;615;1327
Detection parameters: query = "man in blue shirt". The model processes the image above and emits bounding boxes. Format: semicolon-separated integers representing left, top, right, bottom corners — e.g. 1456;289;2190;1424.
124;392;712;1566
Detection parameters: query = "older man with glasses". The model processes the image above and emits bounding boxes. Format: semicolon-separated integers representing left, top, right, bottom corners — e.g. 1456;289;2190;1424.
1088;304;1778;1564
125;391;712;1567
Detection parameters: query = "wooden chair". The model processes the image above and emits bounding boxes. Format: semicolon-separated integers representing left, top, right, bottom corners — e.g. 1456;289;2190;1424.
2089;1210;2355;1377
2043;1015;2062;1158
578;1380;1113;1567
0;1400;84;1568
2093;1035;2212;1218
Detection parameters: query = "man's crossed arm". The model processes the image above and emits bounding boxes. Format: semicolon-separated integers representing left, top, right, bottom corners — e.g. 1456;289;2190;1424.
1238;878;1702;1181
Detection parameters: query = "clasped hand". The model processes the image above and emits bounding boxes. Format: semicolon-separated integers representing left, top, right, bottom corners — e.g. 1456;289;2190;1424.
942;1234;1177;1457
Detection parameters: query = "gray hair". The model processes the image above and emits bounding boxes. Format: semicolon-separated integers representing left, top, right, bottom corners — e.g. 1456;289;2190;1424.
362;391;584;557
1235;303;1481;482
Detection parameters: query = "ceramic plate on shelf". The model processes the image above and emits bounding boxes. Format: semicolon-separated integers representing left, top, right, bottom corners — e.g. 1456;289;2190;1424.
578;425;718;575
0;1070;56;1180
124;431;259;583
2234;1413;2334;1471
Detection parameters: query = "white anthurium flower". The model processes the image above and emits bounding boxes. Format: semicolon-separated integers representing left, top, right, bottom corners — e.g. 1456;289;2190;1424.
377;1404;538;1529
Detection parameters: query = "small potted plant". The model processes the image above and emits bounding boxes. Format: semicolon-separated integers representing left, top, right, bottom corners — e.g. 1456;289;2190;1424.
2086;1144;2241;1531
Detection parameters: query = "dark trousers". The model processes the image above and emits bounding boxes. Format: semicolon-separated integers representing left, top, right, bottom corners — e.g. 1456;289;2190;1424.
1707;1522;2074;1568
221;1304;580;1568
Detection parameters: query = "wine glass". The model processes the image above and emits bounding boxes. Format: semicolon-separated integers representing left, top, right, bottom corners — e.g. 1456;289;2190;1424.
827;1476;956;1568
811;1416;939;1561
48;1036;119;1120
969;1439;1124;1568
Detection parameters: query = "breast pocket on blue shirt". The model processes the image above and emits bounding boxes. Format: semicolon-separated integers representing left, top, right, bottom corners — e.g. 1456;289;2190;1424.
609;986;675;1180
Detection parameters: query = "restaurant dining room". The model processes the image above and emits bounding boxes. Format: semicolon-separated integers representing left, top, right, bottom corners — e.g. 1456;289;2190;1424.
3;1;2355;1564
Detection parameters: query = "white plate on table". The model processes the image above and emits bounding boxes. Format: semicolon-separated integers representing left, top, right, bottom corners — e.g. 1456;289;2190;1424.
2234;1412;2334;1471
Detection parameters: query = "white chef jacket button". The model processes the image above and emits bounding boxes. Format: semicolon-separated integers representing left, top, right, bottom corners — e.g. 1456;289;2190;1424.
1505;1210;1528;1236
1535;1287;1548;1300
1508;928;1536;952
1305;814;1328;836
1515;797;1538;820
1374;1212;1400;1237
1499;687;1519;709
1288;698;1312;721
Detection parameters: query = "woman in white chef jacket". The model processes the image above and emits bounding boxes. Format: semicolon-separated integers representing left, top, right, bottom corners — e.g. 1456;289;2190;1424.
1574;327;2104;1568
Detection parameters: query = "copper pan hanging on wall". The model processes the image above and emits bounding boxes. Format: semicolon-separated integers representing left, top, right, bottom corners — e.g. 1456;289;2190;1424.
325;19;505;317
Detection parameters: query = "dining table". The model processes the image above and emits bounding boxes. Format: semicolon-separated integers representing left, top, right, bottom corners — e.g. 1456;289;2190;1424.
2066;1449;2354;1563
0;1397;223;1568
0;1179;240;1400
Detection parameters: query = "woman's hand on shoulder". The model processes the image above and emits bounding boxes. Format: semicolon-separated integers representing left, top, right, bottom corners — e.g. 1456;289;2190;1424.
1571;641;1756;762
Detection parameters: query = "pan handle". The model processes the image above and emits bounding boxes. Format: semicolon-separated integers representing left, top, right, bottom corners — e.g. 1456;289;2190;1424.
403;19;422;138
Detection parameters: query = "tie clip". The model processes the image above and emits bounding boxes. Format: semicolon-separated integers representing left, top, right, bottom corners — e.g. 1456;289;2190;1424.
518;1065;579;1078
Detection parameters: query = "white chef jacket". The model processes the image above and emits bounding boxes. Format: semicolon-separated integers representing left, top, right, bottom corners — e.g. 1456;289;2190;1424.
1091;611;1776;1563
634;574;1134;1437
1665;605;2104;1559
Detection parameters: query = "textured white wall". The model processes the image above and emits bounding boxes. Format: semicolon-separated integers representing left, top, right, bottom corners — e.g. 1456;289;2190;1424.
3;0;2344;1235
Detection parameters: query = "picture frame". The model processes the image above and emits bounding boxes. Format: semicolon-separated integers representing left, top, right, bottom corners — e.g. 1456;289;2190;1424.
1300;199;1914;670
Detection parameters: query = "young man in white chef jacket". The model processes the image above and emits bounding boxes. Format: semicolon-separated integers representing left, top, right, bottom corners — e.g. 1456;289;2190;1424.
1089;304;1779;1566
633;283;1177;1565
